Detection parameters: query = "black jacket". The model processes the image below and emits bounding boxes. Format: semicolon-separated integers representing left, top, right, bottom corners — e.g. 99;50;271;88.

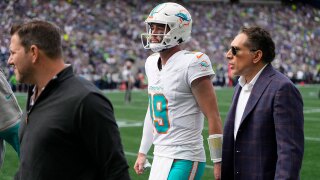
16;66;130;180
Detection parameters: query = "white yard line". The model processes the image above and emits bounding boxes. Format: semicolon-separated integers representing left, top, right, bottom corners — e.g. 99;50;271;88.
117;120;143;127
305;137;320;142
113;105;146;110
304;117;320;122
304;109;320;114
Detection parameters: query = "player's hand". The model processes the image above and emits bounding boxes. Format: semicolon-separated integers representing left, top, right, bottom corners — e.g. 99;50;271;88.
134;153;146;175
214;162;221;180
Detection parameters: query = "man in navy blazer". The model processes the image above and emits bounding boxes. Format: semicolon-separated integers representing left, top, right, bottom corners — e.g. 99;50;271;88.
221;26;304;180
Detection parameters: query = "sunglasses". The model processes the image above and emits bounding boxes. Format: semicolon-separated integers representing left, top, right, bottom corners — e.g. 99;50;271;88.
230;46;257;56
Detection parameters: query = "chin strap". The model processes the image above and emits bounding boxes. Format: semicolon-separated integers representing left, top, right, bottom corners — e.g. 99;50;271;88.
207;134;223;163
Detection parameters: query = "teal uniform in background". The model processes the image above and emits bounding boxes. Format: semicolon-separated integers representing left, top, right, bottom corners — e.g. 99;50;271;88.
0;69;22;168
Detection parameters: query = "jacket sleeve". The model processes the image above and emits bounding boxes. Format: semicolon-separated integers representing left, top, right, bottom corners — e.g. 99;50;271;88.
274;82;304;179
78;93;130;180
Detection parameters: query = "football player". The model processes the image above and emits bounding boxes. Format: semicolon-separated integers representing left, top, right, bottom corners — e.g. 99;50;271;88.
0;68;22;168
121;58;135;104
134;2;223;180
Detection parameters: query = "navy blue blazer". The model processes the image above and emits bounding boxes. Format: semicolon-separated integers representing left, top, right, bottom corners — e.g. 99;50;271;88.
221;64;304;180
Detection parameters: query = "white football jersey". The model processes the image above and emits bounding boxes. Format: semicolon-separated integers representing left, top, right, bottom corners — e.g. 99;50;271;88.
145;50;215;162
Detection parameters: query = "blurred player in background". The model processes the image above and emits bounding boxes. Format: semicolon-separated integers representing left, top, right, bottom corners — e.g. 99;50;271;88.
134;2;223;180
122;58;135;104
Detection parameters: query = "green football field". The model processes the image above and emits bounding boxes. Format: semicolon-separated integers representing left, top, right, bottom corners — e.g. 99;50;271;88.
1;85;319;179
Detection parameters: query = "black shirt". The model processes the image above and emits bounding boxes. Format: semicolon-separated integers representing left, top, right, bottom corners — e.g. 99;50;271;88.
16;66;130;180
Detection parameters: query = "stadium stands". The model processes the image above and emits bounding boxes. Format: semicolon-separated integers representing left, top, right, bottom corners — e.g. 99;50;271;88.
0;0;319;90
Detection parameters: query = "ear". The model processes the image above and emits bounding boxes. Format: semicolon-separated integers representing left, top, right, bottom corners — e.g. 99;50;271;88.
252;50;263;64
29;45;39;64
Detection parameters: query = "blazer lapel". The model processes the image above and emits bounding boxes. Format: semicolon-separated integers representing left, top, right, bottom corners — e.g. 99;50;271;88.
240;64;275;124
226;84;242;128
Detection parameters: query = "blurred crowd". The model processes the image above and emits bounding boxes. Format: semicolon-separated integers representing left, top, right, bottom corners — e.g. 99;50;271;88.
0;0;319;91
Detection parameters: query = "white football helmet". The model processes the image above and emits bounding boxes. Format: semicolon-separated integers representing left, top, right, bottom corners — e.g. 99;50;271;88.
141;2;192;52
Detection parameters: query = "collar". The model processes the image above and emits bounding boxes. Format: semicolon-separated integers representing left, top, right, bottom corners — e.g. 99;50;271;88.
238;63;268;91
54;64;73;81
33;64;72;93
28;64;74;103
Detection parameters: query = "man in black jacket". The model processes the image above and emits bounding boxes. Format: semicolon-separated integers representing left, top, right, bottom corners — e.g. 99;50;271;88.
8;20;130;180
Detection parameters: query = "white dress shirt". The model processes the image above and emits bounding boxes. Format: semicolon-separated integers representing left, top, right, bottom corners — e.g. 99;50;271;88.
234;64;268;139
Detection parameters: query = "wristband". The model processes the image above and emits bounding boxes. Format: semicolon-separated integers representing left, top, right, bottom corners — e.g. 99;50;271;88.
207;134;223;163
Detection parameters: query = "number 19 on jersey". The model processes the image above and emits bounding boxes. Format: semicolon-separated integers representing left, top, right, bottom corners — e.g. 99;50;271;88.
149;94;170;134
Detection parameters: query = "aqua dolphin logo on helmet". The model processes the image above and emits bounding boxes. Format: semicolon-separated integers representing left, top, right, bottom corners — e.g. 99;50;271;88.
176;12;191;23
141;3;193;52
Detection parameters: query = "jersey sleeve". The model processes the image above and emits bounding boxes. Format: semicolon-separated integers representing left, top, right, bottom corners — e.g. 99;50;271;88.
138;107;154;155
187;52;215;86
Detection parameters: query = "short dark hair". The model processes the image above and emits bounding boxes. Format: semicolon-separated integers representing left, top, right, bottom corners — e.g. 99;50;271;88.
240;26;275;63
10;20;63;59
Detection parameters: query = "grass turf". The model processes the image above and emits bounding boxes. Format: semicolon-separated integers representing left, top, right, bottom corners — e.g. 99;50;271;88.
0;85;319;179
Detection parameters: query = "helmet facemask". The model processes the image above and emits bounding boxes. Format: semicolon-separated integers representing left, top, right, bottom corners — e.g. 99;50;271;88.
141;23;177;52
